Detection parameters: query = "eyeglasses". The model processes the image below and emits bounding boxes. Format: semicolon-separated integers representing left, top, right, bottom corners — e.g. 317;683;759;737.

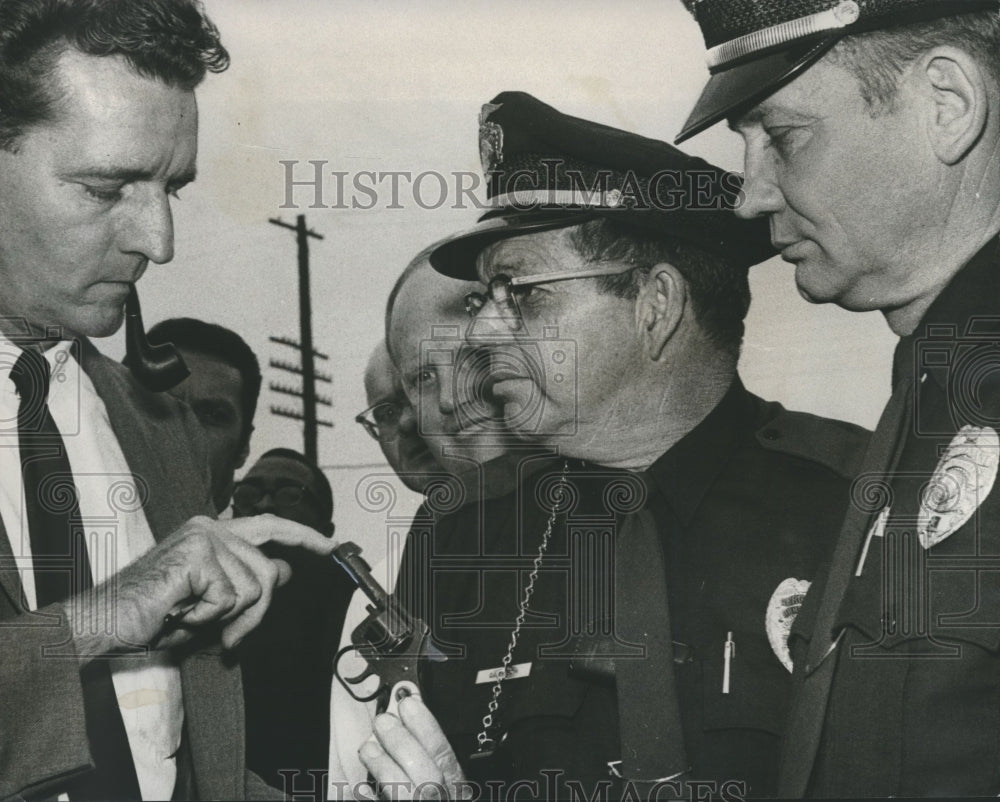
232;480;319;510
355;397;410;441
464;262;638;328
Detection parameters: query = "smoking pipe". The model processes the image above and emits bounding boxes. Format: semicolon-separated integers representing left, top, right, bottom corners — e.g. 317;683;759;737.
124;284;189;392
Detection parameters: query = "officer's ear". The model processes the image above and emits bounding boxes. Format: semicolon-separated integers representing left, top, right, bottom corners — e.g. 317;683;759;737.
917;46;989;165
635;264;686;361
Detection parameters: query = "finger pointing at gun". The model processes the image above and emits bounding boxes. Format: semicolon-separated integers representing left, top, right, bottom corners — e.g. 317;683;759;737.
175;514;337;649
65;514;338;659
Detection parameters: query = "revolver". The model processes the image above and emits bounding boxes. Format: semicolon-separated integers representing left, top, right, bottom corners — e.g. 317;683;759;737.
331;541;443;715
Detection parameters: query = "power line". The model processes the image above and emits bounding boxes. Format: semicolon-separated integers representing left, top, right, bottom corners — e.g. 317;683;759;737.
267;214;331;462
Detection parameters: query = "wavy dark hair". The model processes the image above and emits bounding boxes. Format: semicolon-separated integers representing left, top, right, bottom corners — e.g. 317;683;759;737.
0;0;228;148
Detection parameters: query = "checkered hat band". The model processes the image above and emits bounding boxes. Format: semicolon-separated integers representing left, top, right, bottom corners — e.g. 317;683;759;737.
707;3;859;68
688;0;1000;57
487;153;601;197
685;0;844;49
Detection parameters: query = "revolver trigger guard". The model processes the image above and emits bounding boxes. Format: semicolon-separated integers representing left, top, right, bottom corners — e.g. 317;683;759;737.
334;644;373;683
333;643;388;704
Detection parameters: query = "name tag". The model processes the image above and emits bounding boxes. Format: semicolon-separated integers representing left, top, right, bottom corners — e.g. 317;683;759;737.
475;662;532;684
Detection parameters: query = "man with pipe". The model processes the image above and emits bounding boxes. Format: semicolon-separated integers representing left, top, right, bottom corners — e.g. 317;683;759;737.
0;1;333;798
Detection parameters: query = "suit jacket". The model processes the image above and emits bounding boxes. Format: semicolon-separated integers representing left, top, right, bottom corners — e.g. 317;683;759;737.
0;342;279;801
779;237;1000;796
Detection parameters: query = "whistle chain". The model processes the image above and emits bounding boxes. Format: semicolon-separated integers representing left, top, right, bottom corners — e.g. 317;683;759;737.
474;462;569;756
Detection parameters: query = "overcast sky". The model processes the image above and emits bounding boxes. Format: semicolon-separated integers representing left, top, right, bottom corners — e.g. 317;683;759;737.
109;0;896;545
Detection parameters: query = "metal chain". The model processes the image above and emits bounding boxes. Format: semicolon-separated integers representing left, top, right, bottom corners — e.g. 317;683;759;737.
475;461;569;753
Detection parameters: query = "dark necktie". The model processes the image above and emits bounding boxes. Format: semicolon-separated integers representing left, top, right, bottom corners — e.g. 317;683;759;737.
11;347;143;800
613;476;689;786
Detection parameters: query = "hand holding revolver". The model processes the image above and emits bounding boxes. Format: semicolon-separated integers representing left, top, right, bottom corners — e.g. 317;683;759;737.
331;542;467;799
360;694;470;801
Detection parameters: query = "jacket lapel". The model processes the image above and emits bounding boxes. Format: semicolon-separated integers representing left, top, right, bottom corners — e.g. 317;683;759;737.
0;511;26;613
778;374;914;796
83;343;248;799
82;343;209;538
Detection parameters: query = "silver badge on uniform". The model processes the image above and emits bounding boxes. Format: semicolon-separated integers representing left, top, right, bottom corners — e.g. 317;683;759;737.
479;102;503;175
917;425;999;550
765;578;811;673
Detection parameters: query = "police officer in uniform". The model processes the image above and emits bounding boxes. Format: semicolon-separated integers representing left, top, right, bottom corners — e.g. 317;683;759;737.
359;93;869;799
680;0;1000;796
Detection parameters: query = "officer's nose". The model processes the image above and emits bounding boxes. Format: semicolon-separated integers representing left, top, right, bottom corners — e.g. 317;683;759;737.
735;143;785;221
122;188;175;265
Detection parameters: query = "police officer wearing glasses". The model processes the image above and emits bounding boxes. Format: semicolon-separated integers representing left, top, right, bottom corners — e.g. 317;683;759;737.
356;92;870;800
233;449;351;790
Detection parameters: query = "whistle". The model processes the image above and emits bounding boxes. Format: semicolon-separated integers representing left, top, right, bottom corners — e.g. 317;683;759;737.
124;285;189;392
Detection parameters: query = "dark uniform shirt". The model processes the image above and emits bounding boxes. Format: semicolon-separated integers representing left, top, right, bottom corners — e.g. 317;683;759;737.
397;380;867;799
800;236;1000;797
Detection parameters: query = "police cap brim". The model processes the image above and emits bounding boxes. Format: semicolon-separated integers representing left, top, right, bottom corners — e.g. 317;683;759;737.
676;36;841;144
429;210;600;281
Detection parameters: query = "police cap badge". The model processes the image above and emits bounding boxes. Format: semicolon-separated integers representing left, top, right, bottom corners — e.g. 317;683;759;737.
429;91;775;280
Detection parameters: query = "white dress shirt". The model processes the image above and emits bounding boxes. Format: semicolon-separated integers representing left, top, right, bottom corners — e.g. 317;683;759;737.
0;335;184;800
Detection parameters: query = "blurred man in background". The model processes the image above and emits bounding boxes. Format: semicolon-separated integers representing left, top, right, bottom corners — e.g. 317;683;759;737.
145;317;262;512
233;447;335;536
386;254;526;503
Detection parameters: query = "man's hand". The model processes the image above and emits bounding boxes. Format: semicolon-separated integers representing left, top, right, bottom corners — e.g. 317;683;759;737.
65;514;336;658
359;696;469;800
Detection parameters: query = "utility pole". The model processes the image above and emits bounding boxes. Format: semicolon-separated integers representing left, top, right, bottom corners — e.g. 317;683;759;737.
267;214;331;463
